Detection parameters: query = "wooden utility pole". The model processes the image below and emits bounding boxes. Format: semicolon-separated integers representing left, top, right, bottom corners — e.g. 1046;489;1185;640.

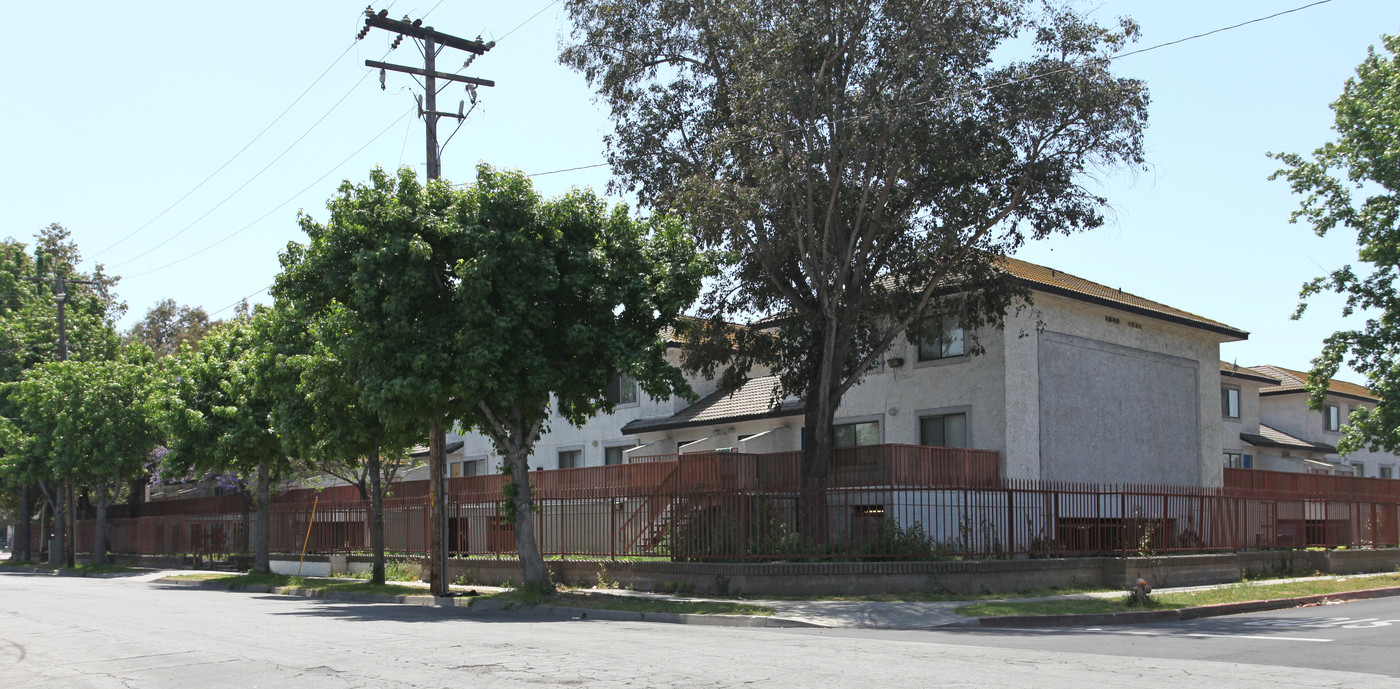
358;6;494;597
24;272;99;569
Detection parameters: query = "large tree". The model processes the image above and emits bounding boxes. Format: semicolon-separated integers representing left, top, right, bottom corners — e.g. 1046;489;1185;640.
562;0;1149;497
452;165;704;591
5;347;161;564
1272;33;1400;455
277;165;704;592
162;313;294;573
126;299;215;358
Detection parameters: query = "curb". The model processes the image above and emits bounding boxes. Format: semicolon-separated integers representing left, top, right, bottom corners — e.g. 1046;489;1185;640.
973;585;1400;628
155;578;818;628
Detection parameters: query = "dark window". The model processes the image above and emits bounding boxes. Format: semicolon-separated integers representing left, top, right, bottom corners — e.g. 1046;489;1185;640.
607;375;638;405
1325;404;1341;431
604;445;633;465
1382;466;1394;480
917;316;965;361
558;449;582;469
464;459;487;476
919;413;968;448
834;421;880;447
1221;387;1240;419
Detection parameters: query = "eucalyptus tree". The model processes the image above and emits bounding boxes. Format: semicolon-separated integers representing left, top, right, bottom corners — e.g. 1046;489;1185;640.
562;0;1150;505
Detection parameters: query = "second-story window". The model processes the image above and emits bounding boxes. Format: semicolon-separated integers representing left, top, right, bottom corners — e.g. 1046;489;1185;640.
1221;387;1240;419
918;315;965;361
1325;404;1341;432
607;374;638;405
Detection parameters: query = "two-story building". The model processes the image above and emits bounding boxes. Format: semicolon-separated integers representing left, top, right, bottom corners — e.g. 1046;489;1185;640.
447;257;1248;488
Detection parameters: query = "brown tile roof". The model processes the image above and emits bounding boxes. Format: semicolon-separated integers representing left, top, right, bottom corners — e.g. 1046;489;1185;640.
1248;364;1377;402
1220;361;1281;385
1000;257;1248;339
1241;424;1338;455
620;375;803;434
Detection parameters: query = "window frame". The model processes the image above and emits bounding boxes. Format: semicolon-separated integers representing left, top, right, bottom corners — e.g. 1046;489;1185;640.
832;418;882;448
1324;403;1341;432
557;447;584;469
919;412;969;449
1221;386;1241;419
916;315;966;362
607;374;639;407
603;442;636;466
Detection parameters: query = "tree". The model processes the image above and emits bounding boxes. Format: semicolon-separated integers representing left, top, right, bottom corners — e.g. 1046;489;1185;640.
277;165;704;592
1271;33;1400;455
5;347;161;564
162;313;295;573
262;302;422;586
126;299;214;358
561;0;1149;502
452;165;704;591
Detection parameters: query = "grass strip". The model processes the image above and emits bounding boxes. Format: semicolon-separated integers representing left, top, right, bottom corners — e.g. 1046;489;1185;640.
162;572;428;597
481;589;773;616
750;584;1115;603
956;573;1400;617
1;560;139;575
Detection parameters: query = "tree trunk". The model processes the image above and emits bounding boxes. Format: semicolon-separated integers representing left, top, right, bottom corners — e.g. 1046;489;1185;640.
129;472;149;518
252;461;271;573
15;484;33;562
91;483;110;566
798;375;842;547
368;446;386;586
49;488;66;567
506;448;551;592
38;496;50;562
427;418;449;595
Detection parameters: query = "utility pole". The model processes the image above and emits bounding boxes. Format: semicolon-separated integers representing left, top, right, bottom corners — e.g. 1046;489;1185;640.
358;6;494;597
24;272;99;569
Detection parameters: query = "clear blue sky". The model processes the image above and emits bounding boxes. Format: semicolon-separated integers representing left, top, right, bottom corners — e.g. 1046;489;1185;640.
3;0;1396;381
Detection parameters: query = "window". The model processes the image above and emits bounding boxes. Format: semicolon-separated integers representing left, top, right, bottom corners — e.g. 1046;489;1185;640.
917;315;965;361
1352;464;1365;478
919;413;968;448
604;444;634;466
1325;404;1341;432
833;421;880;447
1382;466;1394;480
1224;452;1252;469
463;459;488;476
607;375;638;405
558;449;582;469
1221;387;1240;419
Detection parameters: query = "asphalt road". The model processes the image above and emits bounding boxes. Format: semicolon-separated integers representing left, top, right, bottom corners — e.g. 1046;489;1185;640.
3;571;1398;688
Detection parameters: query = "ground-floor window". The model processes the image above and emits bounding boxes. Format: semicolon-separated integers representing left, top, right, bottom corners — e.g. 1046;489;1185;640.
1224;452;1251;469
558;449;582;469
833;421;880;447
919;413;967;448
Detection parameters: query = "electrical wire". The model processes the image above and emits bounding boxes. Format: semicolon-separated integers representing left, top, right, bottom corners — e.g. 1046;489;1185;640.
121;107;416;281
526;0;1337;178
83;9;386;266
497;0;560;43
209;286;271;317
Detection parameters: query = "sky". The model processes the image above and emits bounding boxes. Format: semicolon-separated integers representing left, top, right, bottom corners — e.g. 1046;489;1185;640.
3;0;1398;382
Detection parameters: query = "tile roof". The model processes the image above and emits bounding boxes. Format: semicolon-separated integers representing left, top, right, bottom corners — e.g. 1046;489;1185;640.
1220;361;1281;385
408;440;464;458
620;375;804;434
1240;424;1338;455
1248;364;1377;402
999;257;1248;339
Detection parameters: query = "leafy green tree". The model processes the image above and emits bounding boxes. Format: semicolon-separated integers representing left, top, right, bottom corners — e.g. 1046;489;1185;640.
162;313;294;573
1272;33;1400;455
452;165;704;590
5;346;161;564
262;302;422;585
277;165;704;591
562;0;1149;501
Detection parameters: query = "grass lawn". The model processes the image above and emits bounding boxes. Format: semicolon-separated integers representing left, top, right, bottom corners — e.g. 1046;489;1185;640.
956;573;1400;617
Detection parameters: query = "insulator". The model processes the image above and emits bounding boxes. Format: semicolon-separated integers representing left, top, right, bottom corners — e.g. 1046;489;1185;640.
412;18;423;27
379;68;386;91
378;9;388;18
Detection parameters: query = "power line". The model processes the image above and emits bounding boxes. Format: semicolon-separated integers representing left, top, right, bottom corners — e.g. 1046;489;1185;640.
84;8;389;266
210;286;271;318
497;0;560;43
526;0;1338;178
121;107;416;281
